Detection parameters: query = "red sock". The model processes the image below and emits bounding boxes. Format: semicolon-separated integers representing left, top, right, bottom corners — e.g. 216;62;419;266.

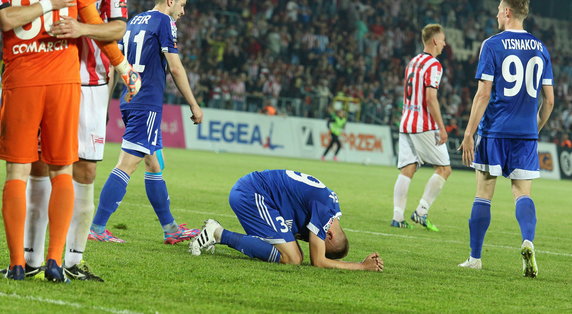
2;180;27;267
46;174;74;265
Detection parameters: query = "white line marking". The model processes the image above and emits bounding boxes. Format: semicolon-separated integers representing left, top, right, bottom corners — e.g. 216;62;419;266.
344;228;572;257
0;292;143;314
166;207;572;257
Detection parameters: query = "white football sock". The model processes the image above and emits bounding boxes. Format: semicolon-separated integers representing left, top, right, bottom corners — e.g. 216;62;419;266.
24;176;51;268
416;174;446;216
64;181;95;268
393;174;411;222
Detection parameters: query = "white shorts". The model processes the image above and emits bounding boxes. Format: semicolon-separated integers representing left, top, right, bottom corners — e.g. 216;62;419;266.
78;85;109;161
397;131;450;169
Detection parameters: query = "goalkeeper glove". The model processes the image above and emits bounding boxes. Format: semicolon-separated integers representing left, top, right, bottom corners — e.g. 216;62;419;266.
116;58;141;102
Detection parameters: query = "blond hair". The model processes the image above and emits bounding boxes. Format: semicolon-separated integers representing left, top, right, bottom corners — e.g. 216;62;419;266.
422;24;443;44
502;0;529;20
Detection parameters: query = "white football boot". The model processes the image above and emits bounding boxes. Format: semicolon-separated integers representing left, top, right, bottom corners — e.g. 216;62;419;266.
458;256;482;270
189;219;223;256
521;240;538;278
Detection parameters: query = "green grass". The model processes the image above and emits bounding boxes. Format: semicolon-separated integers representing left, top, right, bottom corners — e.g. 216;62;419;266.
1;143;571;313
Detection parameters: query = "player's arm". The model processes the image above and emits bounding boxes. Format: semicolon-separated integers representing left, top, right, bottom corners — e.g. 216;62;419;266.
425;87;447;145
51;16;126;41
308;233;383;271
74;3;140;101
0;0;74;31
165;53;204;124
458;80;493;167
538;85;554;132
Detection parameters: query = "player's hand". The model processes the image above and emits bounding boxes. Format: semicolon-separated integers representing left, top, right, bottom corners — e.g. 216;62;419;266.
362;252;384;272
458;135;474;167
50;0;76;10
120;66;141;103
437;128;448;145
190;104;203;124
51;16;83;38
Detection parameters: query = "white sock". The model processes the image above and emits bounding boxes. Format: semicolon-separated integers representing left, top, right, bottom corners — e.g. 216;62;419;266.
64;181;95;268
416;174;446;216
393;174;411;222
24;176;51;268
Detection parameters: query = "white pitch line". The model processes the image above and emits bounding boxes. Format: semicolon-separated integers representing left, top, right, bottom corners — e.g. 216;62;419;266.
344;228;572;257
159;207;572;257
0;292;143;314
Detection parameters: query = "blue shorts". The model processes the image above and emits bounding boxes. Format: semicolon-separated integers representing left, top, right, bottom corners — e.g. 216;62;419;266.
228;177;295;244
473;135;539;179
121;109;163;157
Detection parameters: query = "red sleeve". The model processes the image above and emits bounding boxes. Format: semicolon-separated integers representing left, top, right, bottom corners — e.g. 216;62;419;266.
424;62;443;89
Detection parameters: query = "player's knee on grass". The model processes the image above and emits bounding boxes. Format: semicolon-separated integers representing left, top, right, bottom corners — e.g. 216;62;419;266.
275;242;303;265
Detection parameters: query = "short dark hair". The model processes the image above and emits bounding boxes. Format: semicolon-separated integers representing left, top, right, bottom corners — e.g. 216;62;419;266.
502;0;529;20
325;232;349;260
422;24;443;44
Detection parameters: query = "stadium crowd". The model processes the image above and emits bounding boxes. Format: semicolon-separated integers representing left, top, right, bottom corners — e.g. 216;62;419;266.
128;0;570;144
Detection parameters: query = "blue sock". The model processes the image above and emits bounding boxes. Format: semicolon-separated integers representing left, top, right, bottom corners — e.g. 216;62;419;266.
92;168;130;231
221;230;281;263
144;172;175;231
469;197;492;259
515;196;536;242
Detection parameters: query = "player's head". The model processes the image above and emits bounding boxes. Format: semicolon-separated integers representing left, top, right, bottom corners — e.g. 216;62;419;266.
156;0;187;21
497;0;529;30
422;24;446;56
324;219;349;259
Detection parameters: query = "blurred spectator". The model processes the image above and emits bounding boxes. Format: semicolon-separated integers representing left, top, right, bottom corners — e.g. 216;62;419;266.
123;0;571;144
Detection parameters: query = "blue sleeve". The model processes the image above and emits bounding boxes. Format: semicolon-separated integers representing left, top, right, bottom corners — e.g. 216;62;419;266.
542;49;554;86
159;15;178;54
475;39;495;82
306;200;342;240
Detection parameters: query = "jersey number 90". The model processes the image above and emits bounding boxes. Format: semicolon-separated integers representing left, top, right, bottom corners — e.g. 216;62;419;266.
502;55;544;98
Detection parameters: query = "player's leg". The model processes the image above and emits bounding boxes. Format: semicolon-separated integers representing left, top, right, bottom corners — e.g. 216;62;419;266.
459;136;503;270
191;177;296;263
90;109;157;242
0;86;46;280
512;180;535;242
40;83;82;282
191;219;290;264
322;132;336;159
143;152;199;244
408;131;451;231
90;151;142;242
2;163;32;280
508;138;540;277
459;170;497;270
23;160;50;278
333;134;342;161
391;133;418;228
63;85;107;280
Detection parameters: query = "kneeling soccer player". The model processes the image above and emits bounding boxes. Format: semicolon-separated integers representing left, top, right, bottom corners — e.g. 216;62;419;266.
190;170;383;271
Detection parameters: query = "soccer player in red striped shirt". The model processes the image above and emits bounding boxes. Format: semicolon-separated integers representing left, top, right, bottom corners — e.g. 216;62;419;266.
390;24;451;232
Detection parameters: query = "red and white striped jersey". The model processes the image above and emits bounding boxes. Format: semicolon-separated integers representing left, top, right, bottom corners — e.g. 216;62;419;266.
79;0;128;86
400;53;443;133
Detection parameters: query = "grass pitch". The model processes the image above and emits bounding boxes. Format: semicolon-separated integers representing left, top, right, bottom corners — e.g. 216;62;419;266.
0;143;571;313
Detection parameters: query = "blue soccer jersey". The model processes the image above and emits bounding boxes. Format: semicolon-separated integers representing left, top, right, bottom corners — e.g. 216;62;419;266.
234;170;342;242
475;30;553;139
119;10;178;112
